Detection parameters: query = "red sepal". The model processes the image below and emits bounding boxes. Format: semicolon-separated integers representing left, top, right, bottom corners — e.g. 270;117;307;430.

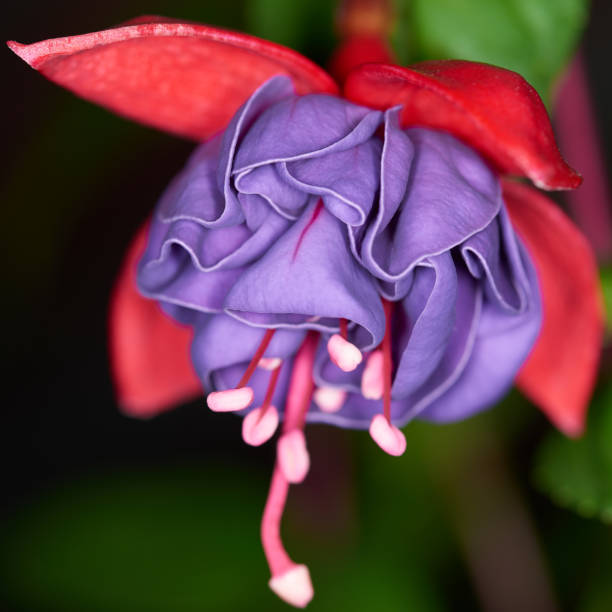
8;17;338;141
109;224;202;418
344;61;581;190
503;180;603;436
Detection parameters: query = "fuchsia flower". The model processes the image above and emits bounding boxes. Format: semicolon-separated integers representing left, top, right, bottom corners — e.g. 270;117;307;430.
9;16;603;607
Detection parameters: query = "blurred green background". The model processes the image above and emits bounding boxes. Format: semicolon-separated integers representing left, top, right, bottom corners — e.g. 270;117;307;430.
3;1;612;610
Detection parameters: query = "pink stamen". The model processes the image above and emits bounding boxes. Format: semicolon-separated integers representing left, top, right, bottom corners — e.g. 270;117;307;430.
238;328;276;387
313;386;346;413
339;318;349;340
243;406;279;446
327;334;363;372
382;299;393;422
278;430;310;483
361;350;384;400
369;414;407;456
207;387;254;412
259;357;282;371
369;299;406;456
276;332;318;482
242;365;283;446
206;329;276;413
261;332;319;606
283;332;318;431
261;466;314;608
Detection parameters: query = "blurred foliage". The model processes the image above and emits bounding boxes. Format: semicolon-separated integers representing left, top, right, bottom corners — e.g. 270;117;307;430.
0;463;447;612
601;266;612;332
534;382;612;524
245;0;336;66
244;0;588;104
392;0;589;104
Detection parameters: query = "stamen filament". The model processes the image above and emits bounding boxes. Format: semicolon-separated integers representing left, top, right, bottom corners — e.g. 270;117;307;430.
206;329;276;413
368;299;406;456
277;332;318;483
238;328;276;387
382;299;393;422
283;332;318;431
261;466;314;608
260;364;282;418
339;318;349;340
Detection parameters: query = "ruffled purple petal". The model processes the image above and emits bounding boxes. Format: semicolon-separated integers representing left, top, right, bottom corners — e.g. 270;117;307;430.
233;94;382;171
417;239;541;422
391;253;458;398
351;112;501;293
282;138;382;226
224;203;385;349
138;218;245;313
216;76;296;227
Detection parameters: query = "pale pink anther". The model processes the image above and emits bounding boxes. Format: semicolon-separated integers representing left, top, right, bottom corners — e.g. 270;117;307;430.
327;334;362;372
361;350;384;399
259;357;282;371
313;386;346;413
269;564;314;608
278;430;310;483
242;405;279;446
207;387;254;412
369;414;406;456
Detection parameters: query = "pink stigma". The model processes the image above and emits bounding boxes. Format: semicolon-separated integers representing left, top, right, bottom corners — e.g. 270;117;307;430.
327;334;362;372
261;332;318;607
313;386;346;413
361;350;384;399
269;564;314;608
261;466;314;608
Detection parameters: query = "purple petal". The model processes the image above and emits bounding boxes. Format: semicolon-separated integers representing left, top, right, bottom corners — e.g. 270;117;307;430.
224;203;385;348
216;76;296;225
282;138;382;226
392;253;458;398
417;240;541;423
234;94;382;171
352;113;501;290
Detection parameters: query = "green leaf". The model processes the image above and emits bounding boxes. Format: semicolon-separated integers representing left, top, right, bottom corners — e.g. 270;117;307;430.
600;266;612;333
245;0;336;66
393;0;589;103
534;382;612;523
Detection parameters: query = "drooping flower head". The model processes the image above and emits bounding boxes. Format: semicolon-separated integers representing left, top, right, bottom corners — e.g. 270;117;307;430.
9;14;603;608
139;74;541;440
